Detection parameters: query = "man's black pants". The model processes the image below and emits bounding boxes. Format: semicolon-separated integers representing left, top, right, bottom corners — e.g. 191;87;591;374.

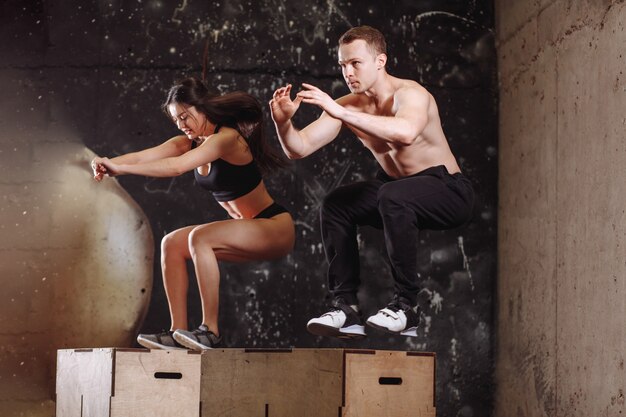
320;165;475;306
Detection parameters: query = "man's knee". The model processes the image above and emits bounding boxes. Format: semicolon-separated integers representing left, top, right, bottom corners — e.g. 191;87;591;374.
377;182;406;210
320;189;351;220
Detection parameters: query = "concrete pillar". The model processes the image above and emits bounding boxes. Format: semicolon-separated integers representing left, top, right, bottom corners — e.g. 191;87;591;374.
496;1;626;416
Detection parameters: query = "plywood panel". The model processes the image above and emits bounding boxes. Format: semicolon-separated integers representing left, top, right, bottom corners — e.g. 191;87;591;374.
56;349;114;417
110;349;201;417
343;351;435;417
201;349;344;417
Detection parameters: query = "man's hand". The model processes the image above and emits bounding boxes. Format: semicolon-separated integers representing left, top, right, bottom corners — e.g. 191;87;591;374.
270;84;303;125
296;83;346;120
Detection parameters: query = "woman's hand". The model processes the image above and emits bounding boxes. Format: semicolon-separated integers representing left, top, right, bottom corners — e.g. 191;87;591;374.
91;157;108;181
91;157;122;180
99;157;122;177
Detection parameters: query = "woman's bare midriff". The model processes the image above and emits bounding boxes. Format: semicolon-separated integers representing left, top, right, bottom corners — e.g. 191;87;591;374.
218;181;276;219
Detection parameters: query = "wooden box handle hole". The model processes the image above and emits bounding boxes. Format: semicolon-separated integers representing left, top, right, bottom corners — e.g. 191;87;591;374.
379;377;402;385
154;372;183;380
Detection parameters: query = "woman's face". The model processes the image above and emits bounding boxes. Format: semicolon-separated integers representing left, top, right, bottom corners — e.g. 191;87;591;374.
168;103;210;139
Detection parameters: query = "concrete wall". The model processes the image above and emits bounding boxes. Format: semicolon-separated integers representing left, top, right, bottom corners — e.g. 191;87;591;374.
496;0;626;416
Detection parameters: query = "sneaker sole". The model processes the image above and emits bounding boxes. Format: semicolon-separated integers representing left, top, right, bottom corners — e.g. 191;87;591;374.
172;332;218;351
307;323;366;339
136;337;187;350
365;321;419;337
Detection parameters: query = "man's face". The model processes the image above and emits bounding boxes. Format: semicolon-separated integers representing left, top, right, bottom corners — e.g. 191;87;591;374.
338;39;382;93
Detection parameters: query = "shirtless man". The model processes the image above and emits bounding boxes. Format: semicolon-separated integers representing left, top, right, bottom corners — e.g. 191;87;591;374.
270;26;474;338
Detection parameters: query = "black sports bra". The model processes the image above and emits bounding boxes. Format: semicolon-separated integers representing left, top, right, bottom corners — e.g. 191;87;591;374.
192;126;263;202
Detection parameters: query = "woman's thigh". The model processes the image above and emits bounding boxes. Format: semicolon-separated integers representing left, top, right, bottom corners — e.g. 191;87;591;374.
188;213;295;262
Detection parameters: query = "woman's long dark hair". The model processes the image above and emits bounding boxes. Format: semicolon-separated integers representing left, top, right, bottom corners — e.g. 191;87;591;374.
162;77;288;174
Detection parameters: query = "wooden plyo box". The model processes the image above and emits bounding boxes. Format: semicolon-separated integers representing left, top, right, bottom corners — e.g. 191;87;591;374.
56;348;201;417
56;348;436;417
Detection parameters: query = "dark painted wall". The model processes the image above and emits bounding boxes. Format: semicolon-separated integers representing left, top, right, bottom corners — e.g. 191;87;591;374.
2;1;497;416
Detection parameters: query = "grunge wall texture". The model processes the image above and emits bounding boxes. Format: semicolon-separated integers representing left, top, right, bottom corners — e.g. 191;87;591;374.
1;1;497;416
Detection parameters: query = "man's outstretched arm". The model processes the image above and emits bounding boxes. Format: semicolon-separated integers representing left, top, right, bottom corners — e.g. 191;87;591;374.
270;84;343;159
297;83;429;146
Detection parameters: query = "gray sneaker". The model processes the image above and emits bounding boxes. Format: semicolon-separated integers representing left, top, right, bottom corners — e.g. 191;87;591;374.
173;325;222;350
136;330;187;350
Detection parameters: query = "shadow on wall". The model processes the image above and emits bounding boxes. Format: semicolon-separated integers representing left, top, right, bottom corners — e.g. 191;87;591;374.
0;75;154;417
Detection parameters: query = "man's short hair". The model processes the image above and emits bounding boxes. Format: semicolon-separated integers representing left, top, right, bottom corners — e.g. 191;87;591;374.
338;26;387;56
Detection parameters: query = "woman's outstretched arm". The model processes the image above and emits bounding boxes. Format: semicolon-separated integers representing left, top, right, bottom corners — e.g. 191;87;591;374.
94;128;239;178
91;135;191;180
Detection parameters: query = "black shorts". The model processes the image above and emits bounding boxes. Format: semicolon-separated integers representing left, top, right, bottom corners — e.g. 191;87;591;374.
254;202;289;219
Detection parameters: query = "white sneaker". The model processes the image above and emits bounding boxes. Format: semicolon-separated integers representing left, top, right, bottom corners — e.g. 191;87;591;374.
366;298;420;337
307;299;366;339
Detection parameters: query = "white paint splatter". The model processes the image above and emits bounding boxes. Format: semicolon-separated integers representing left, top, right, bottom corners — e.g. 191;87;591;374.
450;337;458;362
430;291;444;314
295;220;314;232
170;0;188;25
458;236;475;292
423;315;432;335
450;386;461;401
414;11;493;32
258;269;270;281
295;46;302;64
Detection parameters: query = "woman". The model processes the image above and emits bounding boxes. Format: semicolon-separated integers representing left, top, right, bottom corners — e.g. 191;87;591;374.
91;77;295;350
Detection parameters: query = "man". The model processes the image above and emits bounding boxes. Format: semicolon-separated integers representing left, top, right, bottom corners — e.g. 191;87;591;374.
269;26;474;338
